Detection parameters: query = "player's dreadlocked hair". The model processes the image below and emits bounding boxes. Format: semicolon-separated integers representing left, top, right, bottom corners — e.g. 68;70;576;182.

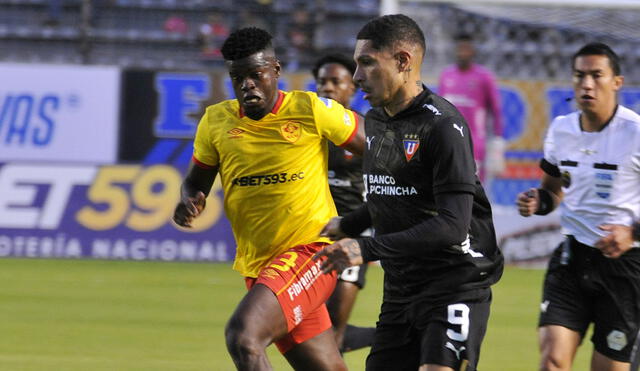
221;27;274;61
357;14;426;57
311;53;356;80
572;42;621;76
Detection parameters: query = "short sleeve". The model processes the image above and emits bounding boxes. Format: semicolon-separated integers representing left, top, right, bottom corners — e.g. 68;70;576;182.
428;118;477;195
543;119;558;167
311;94;358;146
192;109;219;168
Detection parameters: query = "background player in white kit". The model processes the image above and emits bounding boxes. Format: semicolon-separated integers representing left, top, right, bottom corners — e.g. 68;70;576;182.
516;42;640;371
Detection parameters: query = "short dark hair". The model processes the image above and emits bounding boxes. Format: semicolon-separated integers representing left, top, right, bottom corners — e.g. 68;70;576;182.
454;33;473;42
221;27;274;61
572;42;621;76
311;53;356;79
357;14;426;56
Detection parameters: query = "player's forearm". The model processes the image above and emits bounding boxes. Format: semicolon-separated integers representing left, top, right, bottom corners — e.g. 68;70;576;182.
339;203;372;237
181;163;217;199
356;192;473;261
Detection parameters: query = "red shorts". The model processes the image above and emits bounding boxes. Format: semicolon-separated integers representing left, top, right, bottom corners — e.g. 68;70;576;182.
245;242;337;354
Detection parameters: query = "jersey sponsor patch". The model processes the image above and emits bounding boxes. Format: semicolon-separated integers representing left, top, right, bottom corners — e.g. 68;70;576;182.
403;138;420;162
318;97;332;108
595;172;614;199
280;120;301;143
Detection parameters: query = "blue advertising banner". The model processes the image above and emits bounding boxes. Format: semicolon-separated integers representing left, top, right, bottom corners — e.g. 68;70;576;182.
0;162;234;261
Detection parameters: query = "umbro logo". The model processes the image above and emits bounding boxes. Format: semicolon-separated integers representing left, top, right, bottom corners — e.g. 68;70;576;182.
453;123;464;137
227;128;245;138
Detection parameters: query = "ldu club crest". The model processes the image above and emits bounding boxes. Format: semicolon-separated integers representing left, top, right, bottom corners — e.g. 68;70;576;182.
280;121;301;143
403;134;420;162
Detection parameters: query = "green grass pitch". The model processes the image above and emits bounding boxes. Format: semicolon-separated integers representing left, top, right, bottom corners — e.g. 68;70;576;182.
0;259;592;370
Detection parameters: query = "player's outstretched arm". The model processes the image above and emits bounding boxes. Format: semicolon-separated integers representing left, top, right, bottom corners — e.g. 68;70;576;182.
341;113;365;156
313;238;363;274
173;162;218;228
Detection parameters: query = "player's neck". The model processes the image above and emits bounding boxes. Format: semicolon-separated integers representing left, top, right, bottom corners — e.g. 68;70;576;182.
457;62;472;71
580;104;617;132
384;80;424;117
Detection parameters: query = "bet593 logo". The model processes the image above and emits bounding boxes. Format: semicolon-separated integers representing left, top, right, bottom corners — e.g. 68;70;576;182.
0;163;221;232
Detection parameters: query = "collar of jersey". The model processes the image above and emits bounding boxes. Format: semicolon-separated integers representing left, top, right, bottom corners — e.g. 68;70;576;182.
238;90;285;119
578;104;619;133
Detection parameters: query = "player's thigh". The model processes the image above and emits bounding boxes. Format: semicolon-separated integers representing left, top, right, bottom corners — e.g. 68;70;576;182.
284;328;347;371
419;289;491;371
227;283;289;343
256;243;338;333
538;324;582;368
538;240;591;336
366;318;420;371
591;253;640;364
326;280;359;325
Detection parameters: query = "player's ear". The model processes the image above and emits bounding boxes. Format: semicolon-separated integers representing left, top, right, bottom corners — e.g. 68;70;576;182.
274;60;281;77
395;51;411;73
613;74;624;91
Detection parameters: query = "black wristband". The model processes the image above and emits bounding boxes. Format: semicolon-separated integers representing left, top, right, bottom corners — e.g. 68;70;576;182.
633;220;640;242
534;188;554;215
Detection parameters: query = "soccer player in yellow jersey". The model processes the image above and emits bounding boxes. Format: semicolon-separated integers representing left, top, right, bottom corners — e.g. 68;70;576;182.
172;27;364;370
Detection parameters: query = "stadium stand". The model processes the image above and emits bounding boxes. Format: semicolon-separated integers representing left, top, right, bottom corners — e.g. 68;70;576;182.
0;0;378;70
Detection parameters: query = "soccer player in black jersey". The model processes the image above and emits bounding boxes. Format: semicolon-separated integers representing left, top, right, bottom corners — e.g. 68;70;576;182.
517;43;640;371
315;15;504;371
313;54;376;353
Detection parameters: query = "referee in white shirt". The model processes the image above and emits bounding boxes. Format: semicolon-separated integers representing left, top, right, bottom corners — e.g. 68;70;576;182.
517;42;640;371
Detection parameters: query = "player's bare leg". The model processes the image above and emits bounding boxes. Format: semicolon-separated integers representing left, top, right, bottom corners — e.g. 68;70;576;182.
284;328;347;371
327;280;359;348
591;350;630;371
419;364;454;371
538;325;582;371
225;284;288;371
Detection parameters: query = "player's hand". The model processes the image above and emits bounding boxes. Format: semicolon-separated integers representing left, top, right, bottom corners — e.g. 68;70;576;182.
319;216;347;240
172;191;206;228
313;238;363;274
595;224;634;259
516;188;539;217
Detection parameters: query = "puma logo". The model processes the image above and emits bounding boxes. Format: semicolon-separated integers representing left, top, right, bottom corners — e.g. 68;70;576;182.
453;123;464;137
423;103;442;116
540;300;550;313
446;341;466;360
366;136;375;150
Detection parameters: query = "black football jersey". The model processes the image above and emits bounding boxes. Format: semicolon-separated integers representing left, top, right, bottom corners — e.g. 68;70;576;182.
355;87;503;303
328;142;365;215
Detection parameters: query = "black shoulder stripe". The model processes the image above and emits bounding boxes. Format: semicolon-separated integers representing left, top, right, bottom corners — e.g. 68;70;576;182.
540;158;561;177
594;163;618;170
560;160;578;167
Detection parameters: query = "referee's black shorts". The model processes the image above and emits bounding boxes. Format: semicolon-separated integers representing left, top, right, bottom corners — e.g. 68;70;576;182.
539;235;640;362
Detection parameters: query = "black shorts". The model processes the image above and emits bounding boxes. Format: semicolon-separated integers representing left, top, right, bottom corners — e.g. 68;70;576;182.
539;236;640;362
338;263;368;289
366;288;491;371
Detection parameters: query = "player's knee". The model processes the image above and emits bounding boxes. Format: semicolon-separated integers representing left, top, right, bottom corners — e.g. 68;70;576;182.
539;350;571;371
225;317;263;358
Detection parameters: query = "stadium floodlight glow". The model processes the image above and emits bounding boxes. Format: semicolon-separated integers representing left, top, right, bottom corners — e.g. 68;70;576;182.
381;0;640;14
